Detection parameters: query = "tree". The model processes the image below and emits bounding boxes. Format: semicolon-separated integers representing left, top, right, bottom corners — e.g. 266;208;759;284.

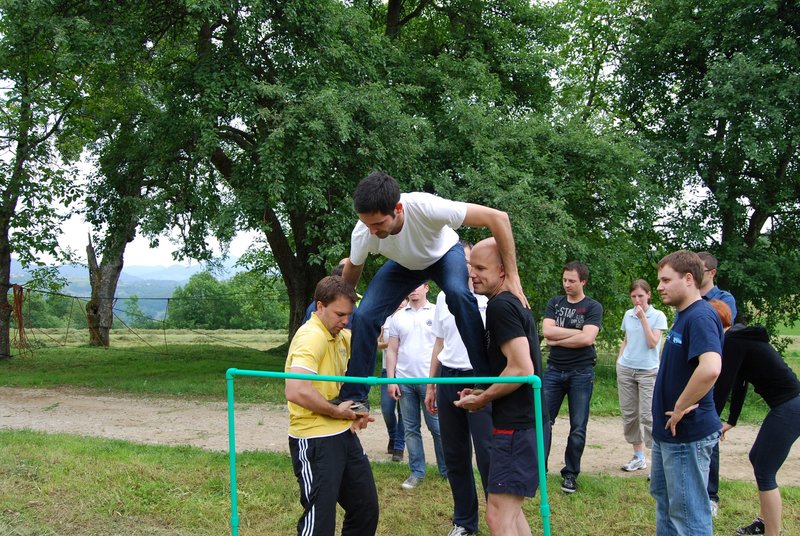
166;272;237;329
619;0;800;334
226;270;289;330
122;295;159;329
0;0;86;358
68;1;230;346
167;0;654;339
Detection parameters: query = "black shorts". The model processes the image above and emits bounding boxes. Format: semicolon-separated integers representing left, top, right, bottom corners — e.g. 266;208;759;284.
488;427;540;497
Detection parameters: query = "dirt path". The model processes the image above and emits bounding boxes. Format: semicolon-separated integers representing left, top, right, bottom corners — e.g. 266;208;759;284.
0;386;797;485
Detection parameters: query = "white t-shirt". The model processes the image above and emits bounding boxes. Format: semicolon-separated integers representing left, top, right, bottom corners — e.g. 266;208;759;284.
349;192;467;271
432;290;487;370
618;305;668;370
380;315;394;370
388;301;436;378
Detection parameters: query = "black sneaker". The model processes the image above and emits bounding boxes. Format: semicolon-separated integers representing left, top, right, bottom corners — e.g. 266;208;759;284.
736;516;765;535
561;474;577;493
391;450;403;462
329;398;370;415
349;401;370;416
387;440;394;455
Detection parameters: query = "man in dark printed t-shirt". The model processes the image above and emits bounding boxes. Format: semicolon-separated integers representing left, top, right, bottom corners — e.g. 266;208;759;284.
542;261;603;494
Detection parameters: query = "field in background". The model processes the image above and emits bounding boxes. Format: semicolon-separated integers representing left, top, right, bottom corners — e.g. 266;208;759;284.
25;327;289;351
3;330;799;422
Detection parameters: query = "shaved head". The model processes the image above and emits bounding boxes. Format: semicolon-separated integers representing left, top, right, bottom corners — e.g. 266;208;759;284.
469;238;505;298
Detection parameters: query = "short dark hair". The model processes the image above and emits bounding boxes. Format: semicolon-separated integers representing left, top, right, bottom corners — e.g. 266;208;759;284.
657;250;704;289
563;261;589;282
630;279;652;304
353;171;401;215
314;276;358;306
331;263;345;277
697;251;718;270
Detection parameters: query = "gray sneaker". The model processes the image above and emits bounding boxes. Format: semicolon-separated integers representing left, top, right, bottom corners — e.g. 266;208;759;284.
447;524;475;536
621;456;647;472
561;474;577;493
401;475;422;489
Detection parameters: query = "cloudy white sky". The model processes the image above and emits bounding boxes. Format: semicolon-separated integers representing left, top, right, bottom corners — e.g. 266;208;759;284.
55;214;258;267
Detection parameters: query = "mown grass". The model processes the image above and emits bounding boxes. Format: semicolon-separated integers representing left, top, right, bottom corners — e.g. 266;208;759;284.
1;430;797;536
1;331;799;534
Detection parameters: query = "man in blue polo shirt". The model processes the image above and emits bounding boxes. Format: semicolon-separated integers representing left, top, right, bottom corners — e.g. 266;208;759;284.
651;250;723;536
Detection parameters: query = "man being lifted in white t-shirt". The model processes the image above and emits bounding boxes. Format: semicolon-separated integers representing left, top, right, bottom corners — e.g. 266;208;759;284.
336;171;527;410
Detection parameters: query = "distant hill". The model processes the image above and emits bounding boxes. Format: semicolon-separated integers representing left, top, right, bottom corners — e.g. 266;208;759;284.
10;257;245;322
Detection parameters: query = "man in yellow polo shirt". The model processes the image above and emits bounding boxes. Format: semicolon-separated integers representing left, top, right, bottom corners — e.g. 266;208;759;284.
285;275;379;535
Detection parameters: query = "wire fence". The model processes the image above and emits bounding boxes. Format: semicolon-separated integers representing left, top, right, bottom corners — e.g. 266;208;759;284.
7;284;292;358
7;284;625;371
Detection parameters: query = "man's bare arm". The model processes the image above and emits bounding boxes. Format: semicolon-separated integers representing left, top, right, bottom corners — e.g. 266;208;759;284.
341;258;364;289
285;367;356;420
425;337;445;414
386;336;401;400
462;204;528;308
550;325;600;349
542;318;580;341
455;337;534;410
664;351;722;436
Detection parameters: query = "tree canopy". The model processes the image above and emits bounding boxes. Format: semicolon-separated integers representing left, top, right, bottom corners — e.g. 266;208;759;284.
1;0;797;349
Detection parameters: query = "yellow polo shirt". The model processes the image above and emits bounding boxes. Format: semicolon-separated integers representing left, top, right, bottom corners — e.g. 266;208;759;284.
285;314;352;438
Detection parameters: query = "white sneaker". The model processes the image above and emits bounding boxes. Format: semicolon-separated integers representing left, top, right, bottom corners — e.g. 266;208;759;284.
710;500;719;517
621;456;647;472
447;525;474;536
401;475;422;489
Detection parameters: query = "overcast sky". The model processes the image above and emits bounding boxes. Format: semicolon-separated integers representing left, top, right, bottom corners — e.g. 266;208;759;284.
55;214;258;267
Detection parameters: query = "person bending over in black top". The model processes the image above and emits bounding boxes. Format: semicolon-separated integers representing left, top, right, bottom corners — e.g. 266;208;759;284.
708;300;800;536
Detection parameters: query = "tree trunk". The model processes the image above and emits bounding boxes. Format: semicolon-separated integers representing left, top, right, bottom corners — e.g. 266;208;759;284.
0;219;12;360
284;265;327;340
86;231;132;347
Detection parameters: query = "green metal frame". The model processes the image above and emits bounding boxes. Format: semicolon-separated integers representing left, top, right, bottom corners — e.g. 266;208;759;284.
226;368;551;535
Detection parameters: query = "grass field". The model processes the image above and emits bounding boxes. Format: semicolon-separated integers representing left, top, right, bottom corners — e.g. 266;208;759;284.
1;430;797;535
1;329;798;534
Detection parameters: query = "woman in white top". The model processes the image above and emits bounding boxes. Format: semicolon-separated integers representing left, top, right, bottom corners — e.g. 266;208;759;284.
616;279;668;472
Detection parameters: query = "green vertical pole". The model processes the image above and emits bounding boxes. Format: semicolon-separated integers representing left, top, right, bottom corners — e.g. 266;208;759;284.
531;376;551;536
226;368;240;536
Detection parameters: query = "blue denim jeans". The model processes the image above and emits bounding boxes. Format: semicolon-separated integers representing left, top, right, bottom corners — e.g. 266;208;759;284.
398;383;447;479
706;441;720;503
650;432;719;536
542;364;594;477
340;244;488;401
380;369;404;452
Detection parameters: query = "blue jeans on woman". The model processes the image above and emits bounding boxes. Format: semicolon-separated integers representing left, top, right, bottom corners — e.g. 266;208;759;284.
543;364;594;478
340;244;488;402
650;431;719;536
398;383;447;479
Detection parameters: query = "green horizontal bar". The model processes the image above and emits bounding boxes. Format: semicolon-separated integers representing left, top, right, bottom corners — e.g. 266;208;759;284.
226;368;541;388
226;368;549;536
